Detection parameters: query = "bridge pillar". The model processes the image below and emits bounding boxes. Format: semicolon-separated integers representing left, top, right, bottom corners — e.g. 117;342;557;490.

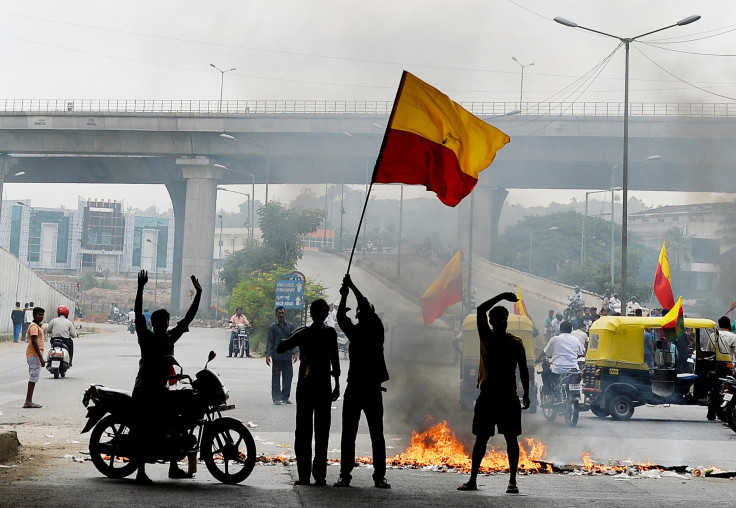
458;186;508;262
167;158;223;313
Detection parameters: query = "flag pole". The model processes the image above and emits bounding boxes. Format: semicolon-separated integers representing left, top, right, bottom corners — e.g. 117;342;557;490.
346;71;408;274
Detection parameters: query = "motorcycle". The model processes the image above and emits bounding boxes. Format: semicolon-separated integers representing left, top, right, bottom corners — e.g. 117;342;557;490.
46;337;71;379
128;318;136;335
336;331;350;359
232;324;250;358
539;358;589;427
720;374;736;433
81;351;256;484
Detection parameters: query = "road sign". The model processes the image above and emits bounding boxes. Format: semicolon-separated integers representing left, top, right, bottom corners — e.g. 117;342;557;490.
275;275;305;309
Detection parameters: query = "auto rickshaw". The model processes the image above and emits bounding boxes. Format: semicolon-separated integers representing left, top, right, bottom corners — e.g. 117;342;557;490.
584;316;732;420
460;313;537;412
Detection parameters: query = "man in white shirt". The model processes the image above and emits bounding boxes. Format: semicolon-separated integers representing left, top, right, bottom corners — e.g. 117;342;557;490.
718;316;736;365
570;321;588;354
538;321;584;396
550;313;563;337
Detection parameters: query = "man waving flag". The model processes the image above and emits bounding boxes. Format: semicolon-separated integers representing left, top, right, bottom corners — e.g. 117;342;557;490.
373;71;510;207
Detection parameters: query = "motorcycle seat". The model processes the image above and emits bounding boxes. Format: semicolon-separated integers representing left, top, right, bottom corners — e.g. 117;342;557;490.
97;387;133;400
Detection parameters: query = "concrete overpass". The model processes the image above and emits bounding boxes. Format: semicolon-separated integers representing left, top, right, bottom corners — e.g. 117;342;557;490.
1;99;735;310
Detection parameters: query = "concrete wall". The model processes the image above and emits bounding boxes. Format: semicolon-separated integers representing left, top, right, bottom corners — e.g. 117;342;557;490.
0;246;77;334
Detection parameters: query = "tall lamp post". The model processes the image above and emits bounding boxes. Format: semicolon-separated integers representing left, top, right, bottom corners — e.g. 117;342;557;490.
581;188;620;265
529;226;558;274
220;133;270;204
216;187;250;240
0;156;25;226
214;163;255;239
145;238;159;307
555;14;699;301
511;57;534;110
209;63;236;113
216;214;223;319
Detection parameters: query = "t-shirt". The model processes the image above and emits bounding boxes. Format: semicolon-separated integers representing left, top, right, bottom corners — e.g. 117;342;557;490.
230;313;249;330
719;329;736;361
544;333;584;374
571;329;588;352
47;317;77;339
11;308;24;325
26;322;45;358
24;308;33;324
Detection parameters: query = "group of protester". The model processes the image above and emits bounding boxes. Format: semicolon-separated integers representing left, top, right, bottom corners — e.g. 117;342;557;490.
11;301;37;343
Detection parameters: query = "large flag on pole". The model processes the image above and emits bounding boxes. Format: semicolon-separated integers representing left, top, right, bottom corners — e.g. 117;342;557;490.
653;240;675;309
420;249;463;325
513;284;530;318
373;71;510;207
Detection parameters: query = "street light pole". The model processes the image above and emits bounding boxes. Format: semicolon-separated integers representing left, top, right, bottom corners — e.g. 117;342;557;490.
217;214;223;319
219;133;270;204
555;14;699;300
529;226;558;274
0;156;25;229
209;63;236;113
511;57;534;110
582;188;620;266
145;238;159;307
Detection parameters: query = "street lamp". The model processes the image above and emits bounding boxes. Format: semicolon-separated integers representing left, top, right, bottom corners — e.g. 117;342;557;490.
511;57;534;110
0;155;25;228
145;238;159;307
581;187;620;264
209;63;236;113
555;14;699;301
216;187;250;240
220;133;270;204
214;163;255;239
529;226;558;274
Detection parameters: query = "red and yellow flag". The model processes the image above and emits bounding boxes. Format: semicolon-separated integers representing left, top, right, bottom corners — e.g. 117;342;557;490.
373;72;510;207
653;241;675;309
513;284;530;318
660;296;685;344
420;249;463;325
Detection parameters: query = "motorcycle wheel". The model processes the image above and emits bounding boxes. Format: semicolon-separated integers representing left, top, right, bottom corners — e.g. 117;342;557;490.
727;400;736;434
590;406;609;418
564;401;580;427
540;388;556;422
202;417;256;484
89;414;139;479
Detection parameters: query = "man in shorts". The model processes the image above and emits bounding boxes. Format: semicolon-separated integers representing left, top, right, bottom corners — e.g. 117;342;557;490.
24;307;46;408
458;292;530;494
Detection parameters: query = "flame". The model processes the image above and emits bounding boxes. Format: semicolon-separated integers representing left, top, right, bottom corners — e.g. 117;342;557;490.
386;418;549;473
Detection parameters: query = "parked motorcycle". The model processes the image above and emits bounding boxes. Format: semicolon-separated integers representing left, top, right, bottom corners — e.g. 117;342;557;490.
539;358;589;427
81;351;256;484
46;337;71;379
720;374;736;433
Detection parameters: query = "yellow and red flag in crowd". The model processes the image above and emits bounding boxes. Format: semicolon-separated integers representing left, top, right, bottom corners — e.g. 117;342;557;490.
373;71;510;207
653;241;676;309
513;284;530;318
420;249;463;325
660;296;685;344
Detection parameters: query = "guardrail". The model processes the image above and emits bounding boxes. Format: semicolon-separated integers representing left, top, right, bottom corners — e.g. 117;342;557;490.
2;99;736;117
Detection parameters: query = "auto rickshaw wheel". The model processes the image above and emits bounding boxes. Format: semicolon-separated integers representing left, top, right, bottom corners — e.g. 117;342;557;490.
590;406;609;418
608;394;634;421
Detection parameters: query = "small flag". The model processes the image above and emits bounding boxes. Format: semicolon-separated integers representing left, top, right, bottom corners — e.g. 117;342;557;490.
513;284;530;318
660;296;685;343
373;72;510;207
653;241;675;310
420;249;463;325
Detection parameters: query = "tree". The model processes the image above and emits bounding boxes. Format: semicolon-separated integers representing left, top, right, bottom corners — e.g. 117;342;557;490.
258;202;325;268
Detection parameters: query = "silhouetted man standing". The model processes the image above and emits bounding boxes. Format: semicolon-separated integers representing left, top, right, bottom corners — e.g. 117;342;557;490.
266;306;297;405
458;292;530;494
334;274;391;489
277;299;340;486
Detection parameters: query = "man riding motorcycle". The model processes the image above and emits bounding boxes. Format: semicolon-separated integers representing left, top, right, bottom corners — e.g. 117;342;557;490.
46;305;77;366
537;321;584;396
228;307;252;358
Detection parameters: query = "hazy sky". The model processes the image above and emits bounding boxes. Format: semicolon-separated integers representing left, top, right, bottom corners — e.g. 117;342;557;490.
2;1;735;212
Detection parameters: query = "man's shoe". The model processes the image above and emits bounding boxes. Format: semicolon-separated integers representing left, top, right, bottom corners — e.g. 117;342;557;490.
227;355;233;358
294;479;310;486
314;479;327;486
169;467;194;479
333;476;351;487
273;401;282;405
457;481;477;491
246;355;254;358
374;478;391;489
282;400;292;405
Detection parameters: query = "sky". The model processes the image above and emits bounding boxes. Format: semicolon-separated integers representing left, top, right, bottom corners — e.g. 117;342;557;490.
2;1;736;212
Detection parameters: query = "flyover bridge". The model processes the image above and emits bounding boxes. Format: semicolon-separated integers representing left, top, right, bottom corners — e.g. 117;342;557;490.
1;100;734;311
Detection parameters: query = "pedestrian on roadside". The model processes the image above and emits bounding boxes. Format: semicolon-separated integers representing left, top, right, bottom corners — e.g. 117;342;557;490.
334;274;391;489
276;299;340;486
22;303;32;342
265;306;297;405
23;307;46;409
458;292;530;495
11;302;24;343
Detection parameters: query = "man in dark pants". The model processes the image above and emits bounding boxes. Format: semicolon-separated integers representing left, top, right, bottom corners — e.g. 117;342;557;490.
132;269;202;485
458;292;530;494
333;274;391;489
277;299;340;486
266;306;297;405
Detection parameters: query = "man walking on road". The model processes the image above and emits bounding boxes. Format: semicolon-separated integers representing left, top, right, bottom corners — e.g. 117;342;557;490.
334;274;391;489
11;302;24;343
458;292;530;495
266;306;297;405
22;303;32;342
23;307;46;408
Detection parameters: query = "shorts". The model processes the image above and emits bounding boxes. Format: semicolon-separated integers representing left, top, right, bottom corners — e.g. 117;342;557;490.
27;356;41;383
472;390;521;437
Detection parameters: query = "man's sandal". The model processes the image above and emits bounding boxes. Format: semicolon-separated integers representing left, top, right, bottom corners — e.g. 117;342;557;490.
457;482;477;491
506;484;519;494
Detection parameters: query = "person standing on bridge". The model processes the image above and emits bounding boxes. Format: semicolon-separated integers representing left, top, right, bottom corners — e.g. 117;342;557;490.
333;274;391;489
458;292;530;495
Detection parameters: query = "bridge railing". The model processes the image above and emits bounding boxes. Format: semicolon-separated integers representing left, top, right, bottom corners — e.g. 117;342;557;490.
2;99;736;117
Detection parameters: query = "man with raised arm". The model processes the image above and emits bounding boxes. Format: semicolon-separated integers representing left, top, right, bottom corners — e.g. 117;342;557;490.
458;292;530;495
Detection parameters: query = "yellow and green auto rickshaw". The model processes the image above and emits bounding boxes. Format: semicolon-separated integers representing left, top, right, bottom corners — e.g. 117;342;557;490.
584;316;733;420
460;313;537;412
